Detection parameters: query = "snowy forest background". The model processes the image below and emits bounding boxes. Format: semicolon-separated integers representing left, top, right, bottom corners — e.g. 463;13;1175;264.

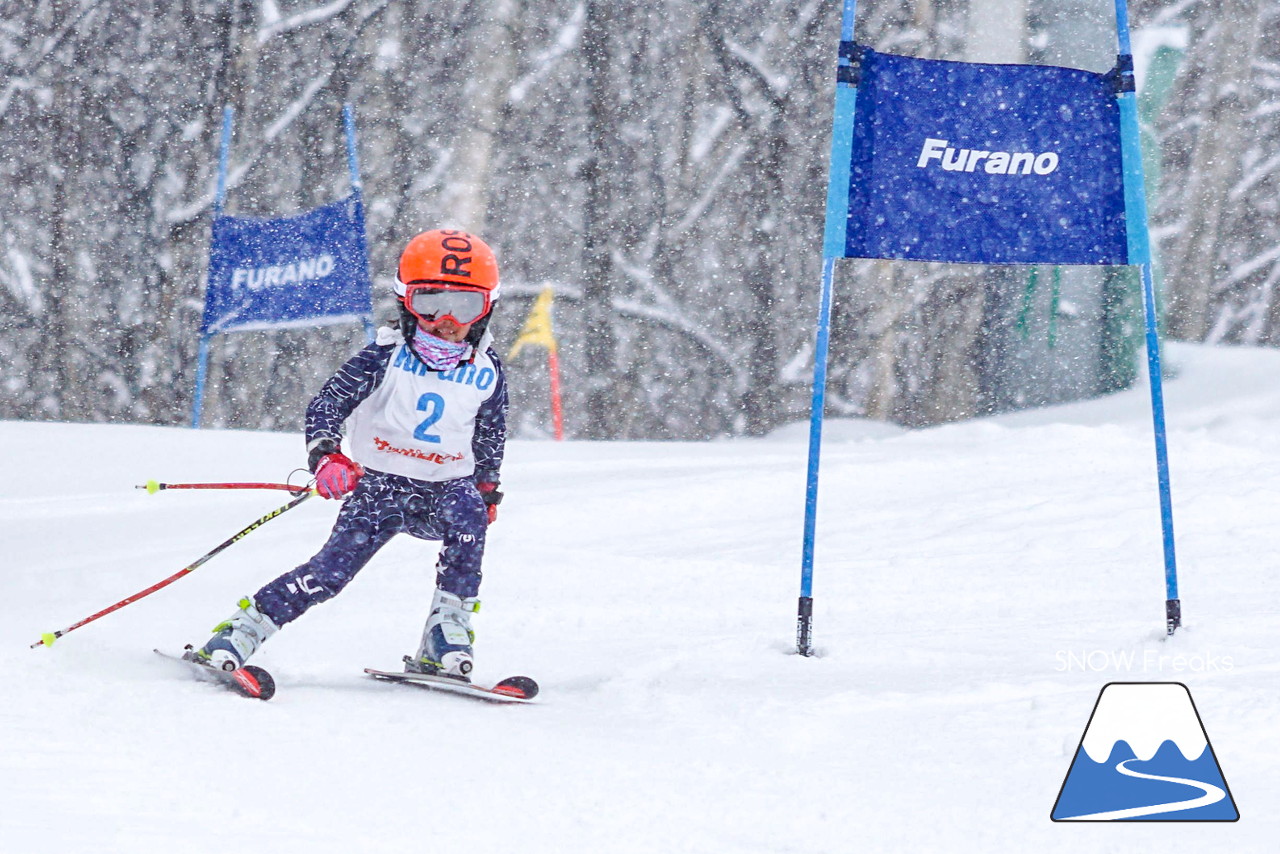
1;0;1277;440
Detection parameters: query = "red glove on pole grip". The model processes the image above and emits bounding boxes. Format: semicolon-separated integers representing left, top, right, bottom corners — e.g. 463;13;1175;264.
314;453;363;499
477;482;502;524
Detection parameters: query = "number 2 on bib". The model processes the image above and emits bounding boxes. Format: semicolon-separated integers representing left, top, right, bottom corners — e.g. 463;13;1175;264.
414;393;445;443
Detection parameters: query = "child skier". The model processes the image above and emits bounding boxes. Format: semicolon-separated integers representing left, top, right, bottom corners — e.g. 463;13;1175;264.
194;228;508;680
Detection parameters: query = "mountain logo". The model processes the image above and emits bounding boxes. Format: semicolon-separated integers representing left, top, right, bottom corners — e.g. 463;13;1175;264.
1052;682;1239;821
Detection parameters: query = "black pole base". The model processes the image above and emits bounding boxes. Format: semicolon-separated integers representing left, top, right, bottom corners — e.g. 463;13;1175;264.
1166;598;1182;636
796;596;814;656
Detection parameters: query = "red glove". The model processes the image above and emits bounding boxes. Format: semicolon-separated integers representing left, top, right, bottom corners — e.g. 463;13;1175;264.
314;453;363;499
477;482;503;524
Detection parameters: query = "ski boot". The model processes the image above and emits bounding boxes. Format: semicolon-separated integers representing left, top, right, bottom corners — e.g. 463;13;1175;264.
405;589;479;679
194;597;279;672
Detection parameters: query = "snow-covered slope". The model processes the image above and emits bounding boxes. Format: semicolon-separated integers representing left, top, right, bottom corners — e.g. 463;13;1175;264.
4;342;1278;852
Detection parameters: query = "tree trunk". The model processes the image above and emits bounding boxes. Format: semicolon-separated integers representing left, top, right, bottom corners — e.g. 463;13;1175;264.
437;0;519;233
1164;2;1258;341
740;124;786;436
580;0;618;439
965;0;1027;63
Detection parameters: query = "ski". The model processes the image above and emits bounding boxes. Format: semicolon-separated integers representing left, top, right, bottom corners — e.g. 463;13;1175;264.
155;647;276;701
364;667;538;703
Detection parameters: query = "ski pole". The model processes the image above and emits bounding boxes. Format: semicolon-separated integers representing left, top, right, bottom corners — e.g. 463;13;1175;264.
31;489;316;649
138;479;309;494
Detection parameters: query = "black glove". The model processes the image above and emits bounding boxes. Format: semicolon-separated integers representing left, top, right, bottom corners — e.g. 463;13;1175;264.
308;438;341;473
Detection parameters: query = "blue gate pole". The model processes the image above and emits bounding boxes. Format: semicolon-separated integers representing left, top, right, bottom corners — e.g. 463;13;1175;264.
797;0;860;656
343;103;376;344
192;336;211;429
214;106;233;216
1114;0;1181;634
192;106;235;429
343;104;362;194
798;258;837;656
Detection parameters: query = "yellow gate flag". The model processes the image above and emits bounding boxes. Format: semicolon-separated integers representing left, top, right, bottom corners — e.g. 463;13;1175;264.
508;286;558;358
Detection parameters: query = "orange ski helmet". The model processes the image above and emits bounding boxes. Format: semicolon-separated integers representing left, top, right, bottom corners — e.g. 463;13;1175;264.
394;229;501;350
395;229;500;298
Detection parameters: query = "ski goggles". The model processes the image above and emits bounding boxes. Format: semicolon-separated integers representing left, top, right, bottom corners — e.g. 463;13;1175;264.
402;284;491;326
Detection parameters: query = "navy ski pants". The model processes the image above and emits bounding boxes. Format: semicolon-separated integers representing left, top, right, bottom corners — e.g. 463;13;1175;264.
254;469;488;627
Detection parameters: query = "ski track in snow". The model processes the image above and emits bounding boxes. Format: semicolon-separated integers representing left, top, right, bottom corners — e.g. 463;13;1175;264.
2;343;1278;852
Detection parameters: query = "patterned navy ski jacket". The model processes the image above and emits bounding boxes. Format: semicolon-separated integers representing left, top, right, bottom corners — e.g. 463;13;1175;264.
250;332;507;626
